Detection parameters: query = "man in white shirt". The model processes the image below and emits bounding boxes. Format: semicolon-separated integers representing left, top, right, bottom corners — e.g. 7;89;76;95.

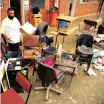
1;8;21;51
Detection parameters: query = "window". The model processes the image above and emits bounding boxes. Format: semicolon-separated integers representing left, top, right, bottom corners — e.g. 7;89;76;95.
90;0;98;2
79;0;89;2
0;0;3;7
79;0;99;2
31;0;45;8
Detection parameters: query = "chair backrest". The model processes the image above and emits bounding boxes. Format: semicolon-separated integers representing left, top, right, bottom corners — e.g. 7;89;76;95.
16;72;32;104
97;24;104;34
1;42;8;54
0;59;10;92
76;34;93;48
23;35;40;47
1;35;7;44
84;19;97;28
84;20;97;32
35;21;48;36
1;42;8;59
37;62;56;87
0;60;5;81
16;72;31;93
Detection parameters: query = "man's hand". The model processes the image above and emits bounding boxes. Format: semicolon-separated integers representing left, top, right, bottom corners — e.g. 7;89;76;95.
7;37;11;40
6;36;12;41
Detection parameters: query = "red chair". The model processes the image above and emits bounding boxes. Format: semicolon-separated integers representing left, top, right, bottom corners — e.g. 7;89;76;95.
22;35;41;59
1;72;32;104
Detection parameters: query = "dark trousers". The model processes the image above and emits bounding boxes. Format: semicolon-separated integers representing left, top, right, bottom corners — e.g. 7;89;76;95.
8;43;20;51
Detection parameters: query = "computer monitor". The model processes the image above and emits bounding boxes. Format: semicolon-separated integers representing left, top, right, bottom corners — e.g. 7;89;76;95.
58;20;69;32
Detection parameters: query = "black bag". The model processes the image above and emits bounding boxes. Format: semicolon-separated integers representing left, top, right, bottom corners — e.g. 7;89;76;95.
32;7;40;14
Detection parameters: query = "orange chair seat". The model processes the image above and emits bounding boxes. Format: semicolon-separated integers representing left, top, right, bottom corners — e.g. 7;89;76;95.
23;49;41;59
1;88;24;104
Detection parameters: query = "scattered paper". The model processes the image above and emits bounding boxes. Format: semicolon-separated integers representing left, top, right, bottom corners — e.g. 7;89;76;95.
16;61;21;65
83;64;97;76
15;66;21;70
87;68;97;76
94;64;104;72
98;34;104;38
97;57;104;64
93;50;104;57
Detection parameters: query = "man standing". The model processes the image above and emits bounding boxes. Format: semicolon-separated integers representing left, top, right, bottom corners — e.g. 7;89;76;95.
1;8;21;51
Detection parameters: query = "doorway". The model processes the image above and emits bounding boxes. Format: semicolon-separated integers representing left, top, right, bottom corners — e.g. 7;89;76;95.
69;0;76;16
10;0;21;23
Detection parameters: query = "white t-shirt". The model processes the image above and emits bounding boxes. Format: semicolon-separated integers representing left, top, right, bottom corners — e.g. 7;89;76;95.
2;17;21;43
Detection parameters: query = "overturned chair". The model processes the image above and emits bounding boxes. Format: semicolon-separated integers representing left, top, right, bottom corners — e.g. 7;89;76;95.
76;19;97;37
35;21;57;57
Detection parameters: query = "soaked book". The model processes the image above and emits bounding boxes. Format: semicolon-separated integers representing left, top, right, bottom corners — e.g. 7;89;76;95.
20;22;36;35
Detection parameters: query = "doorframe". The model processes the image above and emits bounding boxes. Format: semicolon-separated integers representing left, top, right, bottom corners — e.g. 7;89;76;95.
9;0;23;24
20;0;25;25
70;0;77;16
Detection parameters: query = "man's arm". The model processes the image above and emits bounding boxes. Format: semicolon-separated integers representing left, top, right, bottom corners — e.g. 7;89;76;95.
1;22;11;41
15;17;23;44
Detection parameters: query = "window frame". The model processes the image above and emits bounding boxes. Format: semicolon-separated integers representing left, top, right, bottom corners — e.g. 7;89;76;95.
90;0;98;3
79;0;90;3
0;0;3;8
31;0;45;9
79;0;99;3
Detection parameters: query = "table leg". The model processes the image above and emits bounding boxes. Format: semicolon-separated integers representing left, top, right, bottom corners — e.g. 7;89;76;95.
55;35;58;47
62;35;65;45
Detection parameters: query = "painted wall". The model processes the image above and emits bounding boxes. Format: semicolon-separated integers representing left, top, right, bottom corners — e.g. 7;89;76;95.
0;0;10;22
59;0;70;15
74;0;100;16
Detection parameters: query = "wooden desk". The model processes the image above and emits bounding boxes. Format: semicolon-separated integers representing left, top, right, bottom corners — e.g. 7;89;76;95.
55;16;78;46
56;16;78;22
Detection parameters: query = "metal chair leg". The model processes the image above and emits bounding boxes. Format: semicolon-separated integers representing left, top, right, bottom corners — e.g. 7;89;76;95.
68;68;75;87
34;87;46;90
51;87;62;94
86;62;91;72
45;85;52;101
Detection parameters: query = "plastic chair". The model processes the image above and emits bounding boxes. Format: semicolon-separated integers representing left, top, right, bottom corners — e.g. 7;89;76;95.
1;72;32;104
34;62;64;101
75;34;93;72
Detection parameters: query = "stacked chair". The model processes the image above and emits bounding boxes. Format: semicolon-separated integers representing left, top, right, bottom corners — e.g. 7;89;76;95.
75;34;94;72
